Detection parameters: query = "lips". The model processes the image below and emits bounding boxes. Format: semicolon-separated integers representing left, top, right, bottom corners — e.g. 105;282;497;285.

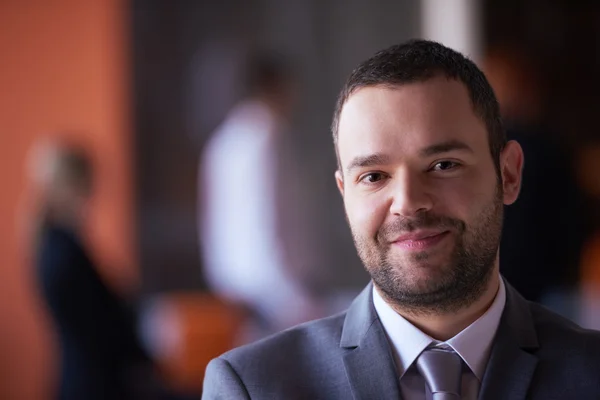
391;230;450;250
392;229;447;242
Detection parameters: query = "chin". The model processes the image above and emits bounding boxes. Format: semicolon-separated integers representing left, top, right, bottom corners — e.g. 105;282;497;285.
392;251;453;274
380;254;453;285
402;268;451;291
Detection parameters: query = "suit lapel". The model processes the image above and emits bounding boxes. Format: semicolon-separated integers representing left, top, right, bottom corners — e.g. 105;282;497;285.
343;323;403;400
478;281;539;400
340;283;402;400
340;280;540;400
478;321;538;400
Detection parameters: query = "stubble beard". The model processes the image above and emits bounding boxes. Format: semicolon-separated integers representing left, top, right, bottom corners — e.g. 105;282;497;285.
352;186;504;316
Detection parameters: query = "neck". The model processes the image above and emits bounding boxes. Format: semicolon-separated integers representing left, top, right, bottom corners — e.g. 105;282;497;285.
380;266;501;341
255;93;289;121
46;206;84;233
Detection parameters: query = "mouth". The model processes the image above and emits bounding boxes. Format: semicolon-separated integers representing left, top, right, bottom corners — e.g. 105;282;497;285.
391;230;450;251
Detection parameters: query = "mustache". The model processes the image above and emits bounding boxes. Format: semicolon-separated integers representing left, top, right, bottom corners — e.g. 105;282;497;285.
377;212;465;243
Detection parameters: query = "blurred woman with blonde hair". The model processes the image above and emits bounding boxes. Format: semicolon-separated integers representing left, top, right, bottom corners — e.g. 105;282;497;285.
30;137;149;400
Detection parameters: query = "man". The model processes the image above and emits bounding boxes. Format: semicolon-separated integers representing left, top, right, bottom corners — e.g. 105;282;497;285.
202;40;600;399
200;52;320;341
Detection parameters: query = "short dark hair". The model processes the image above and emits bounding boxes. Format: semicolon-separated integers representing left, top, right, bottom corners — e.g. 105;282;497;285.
246;51;292;95
332;39;506;174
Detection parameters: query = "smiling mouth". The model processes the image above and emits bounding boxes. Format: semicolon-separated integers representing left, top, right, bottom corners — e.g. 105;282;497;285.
391;231;450;250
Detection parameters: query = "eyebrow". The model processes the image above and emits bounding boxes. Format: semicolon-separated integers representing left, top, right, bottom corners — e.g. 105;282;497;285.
344;140;473;175
345;153;391;175
419;139;474;157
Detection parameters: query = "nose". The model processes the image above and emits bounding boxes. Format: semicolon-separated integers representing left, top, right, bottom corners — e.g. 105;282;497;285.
388;171;433;217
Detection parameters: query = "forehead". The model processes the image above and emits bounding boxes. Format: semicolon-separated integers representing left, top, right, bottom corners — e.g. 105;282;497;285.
336;76;489;166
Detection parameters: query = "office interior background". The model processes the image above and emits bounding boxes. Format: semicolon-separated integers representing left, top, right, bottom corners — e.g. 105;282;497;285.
2;0;600;398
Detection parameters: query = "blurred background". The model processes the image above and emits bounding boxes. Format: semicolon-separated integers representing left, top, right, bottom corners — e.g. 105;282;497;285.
2;0;600;398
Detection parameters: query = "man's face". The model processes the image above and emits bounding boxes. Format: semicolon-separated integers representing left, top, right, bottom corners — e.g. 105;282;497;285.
335;76;522;313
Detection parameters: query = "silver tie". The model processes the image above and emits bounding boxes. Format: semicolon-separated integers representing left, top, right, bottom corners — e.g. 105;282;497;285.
416;348;462;400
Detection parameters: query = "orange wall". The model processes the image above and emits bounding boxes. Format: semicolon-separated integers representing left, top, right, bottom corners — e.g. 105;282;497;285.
0;1;134;398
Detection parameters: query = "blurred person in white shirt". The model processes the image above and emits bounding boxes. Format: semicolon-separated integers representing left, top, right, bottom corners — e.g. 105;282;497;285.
199;52;320;342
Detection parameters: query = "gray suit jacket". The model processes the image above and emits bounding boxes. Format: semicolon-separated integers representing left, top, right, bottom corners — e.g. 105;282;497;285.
203;281;600;399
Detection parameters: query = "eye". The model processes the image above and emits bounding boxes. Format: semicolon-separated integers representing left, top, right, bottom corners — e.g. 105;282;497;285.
431;160;460;172
359;172;386;184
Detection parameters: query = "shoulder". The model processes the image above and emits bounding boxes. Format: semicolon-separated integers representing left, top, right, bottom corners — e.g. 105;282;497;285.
517;302;600;395
202;101;274;168
204;312;348;396
223;311;346;367
38;226;86;268
529;302;600;344
528;302;600;365
39;225;76;249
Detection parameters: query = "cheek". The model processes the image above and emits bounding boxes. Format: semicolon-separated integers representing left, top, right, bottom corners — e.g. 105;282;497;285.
431;175;496;221
345;191;389;237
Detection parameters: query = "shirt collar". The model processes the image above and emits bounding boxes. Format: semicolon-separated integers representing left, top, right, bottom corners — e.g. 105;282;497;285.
373;277;506;381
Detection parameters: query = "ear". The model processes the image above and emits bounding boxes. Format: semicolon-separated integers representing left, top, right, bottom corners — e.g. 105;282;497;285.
500;140;524;205
335;170;345;196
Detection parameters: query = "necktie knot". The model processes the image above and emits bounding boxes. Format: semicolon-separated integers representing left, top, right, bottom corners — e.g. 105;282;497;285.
416;347;462;400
